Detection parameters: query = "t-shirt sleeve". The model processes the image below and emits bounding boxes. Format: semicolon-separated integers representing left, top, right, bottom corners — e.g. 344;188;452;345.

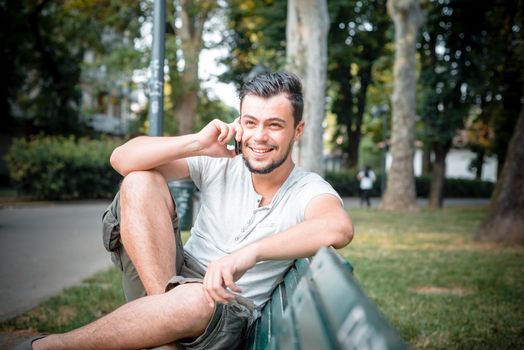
186;156;230;191
186;156;211;190
294;175;343;221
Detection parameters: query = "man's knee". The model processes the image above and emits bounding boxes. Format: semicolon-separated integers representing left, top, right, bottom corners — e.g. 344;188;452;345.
165;284;215;336
121;170;166;195
120;170;174;212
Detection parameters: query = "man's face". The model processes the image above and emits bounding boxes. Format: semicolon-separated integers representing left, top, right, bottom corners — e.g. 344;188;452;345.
239;93;304;174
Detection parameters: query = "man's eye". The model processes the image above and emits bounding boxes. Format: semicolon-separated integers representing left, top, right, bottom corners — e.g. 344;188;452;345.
270;123;283;128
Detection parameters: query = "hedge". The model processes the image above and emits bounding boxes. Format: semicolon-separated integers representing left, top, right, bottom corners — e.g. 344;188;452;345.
5;135;123;200
325;171;494;198
4;136;495;200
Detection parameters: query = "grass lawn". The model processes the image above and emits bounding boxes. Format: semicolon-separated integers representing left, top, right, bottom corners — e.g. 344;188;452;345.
341;206;524;350
1;206;523;349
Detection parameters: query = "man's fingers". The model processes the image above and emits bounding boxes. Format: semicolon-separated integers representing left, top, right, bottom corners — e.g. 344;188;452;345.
204;266;232;305
216;122;229;143
224;125;236;145
234;121;243;142
223;271;242;293
202;272;215;308
212;270;235;304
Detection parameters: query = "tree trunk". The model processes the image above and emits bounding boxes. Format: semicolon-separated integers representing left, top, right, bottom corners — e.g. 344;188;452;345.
173;0;214;135
286;0;329;175
331;63;355;167
428;143;448;209
346;64;372;168
380;0;424;211
347;131;361;169
476;101;524;244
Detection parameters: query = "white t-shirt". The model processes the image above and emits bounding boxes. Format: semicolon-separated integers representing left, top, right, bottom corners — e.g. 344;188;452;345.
185;155;341;311
358;170;376;190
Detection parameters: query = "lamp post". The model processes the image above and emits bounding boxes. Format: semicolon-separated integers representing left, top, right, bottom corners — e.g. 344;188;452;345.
148;0;166;136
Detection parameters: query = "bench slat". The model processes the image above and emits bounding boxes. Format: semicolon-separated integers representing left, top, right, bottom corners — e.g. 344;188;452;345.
256;298;271;350
288;278;337;349
283;265;299;300
309;248;408;350
269;309;297;350
294;258;311;278
269;284;285;336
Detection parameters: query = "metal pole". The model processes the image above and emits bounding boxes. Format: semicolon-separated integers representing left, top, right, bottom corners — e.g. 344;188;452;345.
148;0;166;136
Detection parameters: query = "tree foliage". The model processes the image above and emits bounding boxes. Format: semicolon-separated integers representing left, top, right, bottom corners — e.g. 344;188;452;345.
170;0;216;135
1;0;144;136
418;0;487;207
220;0;287;89
328;0;391;168
418;0;524;207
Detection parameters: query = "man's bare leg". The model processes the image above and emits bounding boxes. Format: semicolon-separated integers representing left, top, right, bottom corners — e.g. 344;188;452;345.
119;170;178;295
32;283;214;350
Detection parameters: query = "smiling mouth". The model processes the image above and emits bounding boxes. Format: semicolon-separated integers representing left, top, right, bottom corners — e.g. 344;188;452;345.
249;145;275;154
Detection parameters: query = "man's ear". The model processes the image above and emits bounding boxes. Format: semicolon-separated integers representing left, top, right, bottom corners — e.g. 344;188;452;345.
294;120;305;141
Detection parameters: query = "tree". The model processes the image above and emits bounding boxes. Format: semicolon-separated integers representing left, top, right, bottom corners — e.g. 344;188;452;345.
169;0;216;135
1;0;144;136
476;100;524;244
474;0;524;244
479;1;524;176
328;0;391;169
286;0;330;175
418;0;486;208
380;0;424;210
220;0;287;89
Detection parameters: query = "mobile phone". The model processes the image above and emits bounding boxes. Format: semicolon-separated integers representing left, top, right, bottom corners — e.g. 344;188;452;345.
234;139;242;155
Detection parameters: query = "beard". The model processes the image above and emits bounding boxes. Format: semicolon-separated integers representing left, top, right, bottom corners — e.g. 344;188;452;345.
243;140;294;174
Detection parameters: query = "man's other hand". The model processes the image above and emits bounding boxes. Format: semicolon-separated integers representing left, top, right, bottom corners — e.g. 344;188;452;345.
202;247;256;307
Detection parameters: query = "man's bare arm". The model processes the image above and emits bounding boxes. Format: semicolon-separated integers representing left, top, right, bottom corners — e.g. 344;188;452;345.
110;119;243;180
202;194;353;305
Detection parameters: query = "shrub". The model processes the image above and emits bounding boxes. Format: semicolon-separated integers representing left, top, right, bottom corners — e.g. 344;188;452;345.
326;171;494;198
5;135;122;200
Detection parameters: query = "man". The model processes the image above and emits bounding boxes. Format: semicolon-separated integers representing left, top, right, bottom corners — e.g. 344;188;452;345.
20;71;353;349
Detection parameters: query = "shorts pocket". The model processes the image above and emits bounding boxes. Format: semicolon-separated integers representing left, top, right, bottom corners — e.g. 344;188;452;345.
102;192;121;252
102;192;123;270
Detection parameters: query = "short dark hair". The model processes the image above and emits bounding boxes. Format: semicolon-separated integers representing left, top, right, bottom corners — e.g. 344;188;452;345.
239;71;304;126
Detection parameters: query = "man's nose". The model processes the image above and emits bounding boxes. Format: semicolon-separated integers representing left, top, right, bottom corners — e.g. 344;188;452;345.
253;126;269;142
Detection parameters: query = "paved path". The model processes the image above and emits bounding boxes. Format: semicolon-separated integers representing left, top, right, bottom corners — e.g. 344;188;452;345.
0;201;112;322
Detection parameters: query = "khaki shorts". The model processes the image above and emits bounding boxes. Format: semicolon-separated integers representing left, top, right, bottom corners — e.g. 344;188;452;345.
102;191;254;350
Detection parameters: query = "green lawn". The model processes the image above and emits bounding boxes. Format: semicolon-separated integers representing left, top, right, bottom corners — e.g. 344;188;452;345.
2;206;523;349
342;206;524;350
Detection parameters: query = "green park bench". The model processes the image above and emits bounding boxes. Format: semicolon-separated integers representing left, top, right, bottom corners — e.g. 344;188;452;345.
243;247;409;350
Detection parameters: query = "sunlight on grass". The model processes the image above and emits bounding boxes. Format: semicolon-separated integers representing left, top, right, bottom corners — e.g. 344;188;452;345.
340;206;524;350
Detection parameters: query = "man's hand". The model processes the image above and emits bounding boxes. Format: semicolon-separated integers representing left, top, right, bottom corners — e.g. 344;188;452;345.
202;247;257;307
196;118;243;158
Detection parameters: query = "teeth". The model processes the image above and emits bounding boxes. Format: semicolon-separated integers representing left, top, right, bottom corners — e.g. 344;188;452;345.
252;148;272;154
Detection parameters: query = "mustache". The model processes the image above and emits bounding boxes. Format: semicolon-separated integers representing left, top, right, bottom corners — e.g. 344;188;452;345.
246;143;278;149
